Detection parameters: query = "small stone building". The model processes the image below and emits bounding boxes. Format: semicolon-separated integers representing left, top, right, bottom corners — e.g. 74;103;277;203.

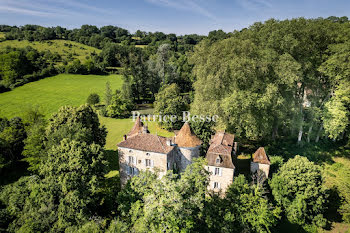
117;118;201;186
250;147;270;178
205;131;236;193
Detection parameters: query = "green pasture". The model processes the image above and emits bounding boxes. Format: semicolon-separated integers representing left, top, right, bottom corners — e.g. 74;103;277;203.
0;39;100;61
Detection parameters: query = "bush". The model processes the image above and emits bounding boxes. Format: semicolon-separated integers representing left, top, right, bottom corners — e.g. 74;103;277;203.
270;155;328;228
86;93;100;105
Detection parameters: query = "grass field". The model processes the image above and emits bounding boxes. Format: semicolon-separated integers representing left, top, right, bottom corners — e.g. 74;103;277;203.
0;39;100;62
0;74;122;118
0;73;173;151
0;32;4;39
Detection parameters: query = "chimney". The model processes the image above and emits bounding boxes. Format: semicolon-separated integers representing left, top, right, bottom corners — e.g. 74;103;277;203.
166;139;172;146
234;142;238;155
142;124;148;134
123;135;127;141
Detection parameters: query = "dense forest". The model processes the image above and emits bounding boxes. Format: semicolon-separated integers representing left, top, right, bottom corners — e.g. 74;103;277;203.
0;16;350;232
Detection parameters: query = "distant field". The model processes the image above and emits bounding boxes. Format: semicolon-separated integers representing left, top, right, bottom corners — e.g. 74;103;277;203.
0;74;122;119
0;39;100;62
0;33;4;39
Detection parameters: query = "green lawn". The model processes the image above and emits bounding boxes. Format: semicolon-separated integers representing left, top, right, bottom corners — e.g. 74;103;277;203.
0;39;100;62
0;74;122;119
101;117;174;150
0;73;173;152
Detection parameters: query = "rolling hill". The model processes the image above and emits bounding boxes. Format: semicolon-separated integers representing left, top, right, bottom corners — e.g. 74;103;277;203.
0;39;100;62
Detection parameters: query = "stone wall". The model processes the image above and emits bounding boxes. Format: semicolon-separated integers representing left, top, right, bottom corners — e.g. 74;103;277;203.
250;162;270;178
206;165;235;193
118;147;170;186
178;146;201;172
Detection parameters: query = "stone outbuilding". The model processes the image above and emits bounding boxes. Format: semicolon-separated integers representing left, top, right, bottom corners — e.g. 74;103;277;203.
205;131;236;193
250;147;270;178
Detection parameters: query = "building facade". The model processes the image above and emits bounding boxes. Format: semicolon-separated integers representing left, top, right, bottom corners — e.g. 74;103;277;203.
205;131;236;193
117;118;202;186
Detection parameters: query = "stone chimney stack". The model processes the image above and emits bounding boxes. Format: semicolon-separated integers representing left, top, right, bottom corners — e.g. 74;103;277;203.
142;124;149;134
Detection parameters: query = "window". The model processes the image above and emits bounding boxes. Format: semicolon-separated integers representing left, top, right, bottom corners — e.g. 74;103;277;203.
216;156;221;164
146;153;150;156
167;162;170;170
145;159;153;167
129;150;133;153
128;167;137;176
214;182;220;189
214;167;221;176
128;156;135;165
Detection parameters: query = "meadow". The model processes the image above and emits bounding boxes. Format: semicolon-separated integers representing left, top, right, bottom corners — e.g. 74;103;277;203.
0;39;100;62
0;74;173;150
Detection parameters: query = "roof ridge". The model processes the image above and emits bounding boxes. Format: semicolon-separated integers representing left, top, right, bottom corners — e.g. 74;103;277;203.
156;134;166;154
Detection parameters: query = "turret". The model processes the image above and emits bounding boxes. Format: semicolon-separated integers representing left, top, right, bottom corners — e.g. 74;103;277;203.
175;122;202;171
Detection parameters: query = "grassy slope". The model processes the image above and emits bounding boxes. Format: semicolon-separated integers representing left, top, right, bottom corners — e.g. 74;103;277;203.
0;39;100;62
0;32;4;39
0;73;173;151
0;74;122;118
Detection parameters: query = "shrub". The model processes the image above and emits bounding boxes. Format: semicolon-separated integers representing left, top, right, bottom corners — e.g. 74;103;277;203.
87;93;100;105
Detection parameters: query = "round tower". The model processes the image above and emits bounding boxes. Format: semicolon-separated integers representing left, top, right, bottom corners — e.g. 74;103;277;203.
175;122;202;172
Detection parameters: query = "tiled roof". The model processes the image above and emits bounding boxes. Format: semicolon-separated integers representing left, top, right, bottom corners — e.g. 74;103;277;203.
206;153;235;169
208;131;235;155
118;133;174;154
175;122;202;148
252;147;270;165
206;131;235;169
127;117;144;137
207;144;233;155
210;131;234;147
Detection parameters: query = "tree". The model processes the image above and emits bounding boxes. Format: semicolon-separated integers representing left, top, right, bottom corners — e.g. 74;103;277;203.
0;117;26;168
86;93;100;105
154;84;187;130
104;81;112;106
46;105;107;148
106;90;133;118
270;155;328;228
117;158;210;232
22;107;47;172
1;140;108;232
205;175;281;233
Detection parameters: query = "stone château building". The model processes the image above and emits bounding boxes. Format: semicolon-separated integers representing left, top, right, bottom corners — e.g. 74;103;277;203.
117;118;202;186
117;117;269;192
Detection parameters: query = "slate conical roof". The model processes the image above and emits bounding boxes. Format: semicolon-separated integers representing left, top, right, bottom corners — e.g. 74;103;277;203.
252;147;270;165
175;122;202;148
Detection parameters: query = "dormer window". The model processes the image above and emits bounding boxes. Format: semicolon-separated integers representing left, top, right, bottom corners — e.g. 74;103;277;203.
216;155;222;164
129;150;133;153
146;153;150;156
